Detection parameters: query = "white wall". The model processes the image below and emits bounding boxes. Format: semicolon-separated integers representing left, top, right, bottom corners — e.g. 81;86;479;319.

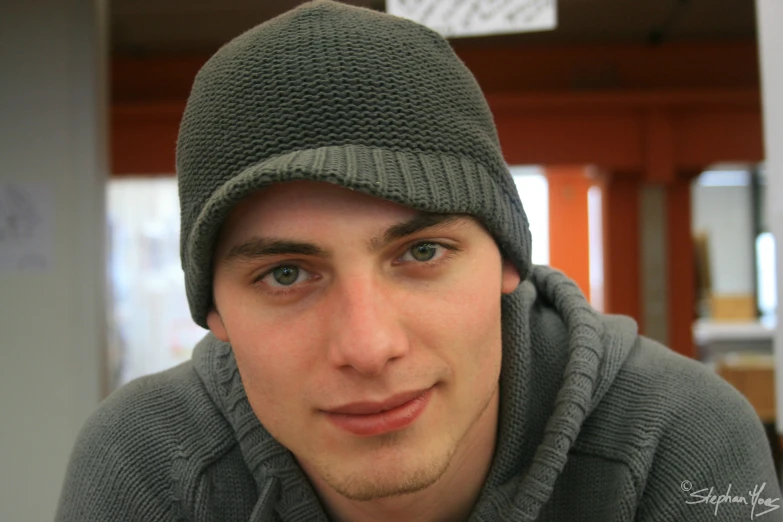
756;0;783;433
692;183;756;295
0;1;108;519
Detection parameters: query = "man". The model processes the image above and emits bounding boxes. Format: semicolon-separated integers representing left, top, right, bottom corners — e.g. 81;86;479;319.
57;1;781;521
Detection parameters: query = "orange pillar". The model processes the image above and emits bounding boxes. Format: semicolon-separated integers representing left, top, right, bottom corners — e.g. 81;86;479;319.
546;166;591;301
666;176;696;358
601;172;642;326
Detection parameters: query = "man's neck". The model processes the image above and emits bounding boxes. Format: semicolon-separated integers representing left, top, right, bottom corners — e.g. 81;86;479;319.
312;388;500;522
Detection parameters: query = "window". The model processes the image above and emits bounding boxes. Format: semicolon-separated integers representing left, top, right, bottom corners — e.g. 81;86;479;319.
510;166;549;266
107;178;206;390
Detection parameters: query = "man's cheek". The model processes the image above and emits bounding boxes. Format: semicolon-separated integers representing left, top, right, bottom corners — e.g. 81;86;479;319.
234;343;292;409
419;282;499;336
240;360;299;439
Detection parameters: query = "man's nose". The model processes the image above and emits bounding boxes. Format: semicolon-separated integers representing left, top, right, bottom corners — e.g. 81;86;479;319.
325;275;409;376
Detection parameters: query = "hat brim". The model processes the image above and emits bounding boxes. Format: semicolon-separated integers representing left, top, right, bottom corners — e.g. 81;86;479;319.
183;144;531;328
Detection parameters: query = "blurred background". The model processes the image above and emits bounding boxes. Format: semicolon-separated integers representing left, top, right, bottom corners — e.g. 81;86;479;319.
1;0;782;519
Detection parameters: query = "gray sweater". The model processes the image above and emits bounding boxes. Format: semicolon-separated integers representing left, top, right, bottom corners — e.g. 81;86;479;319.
56;267;782;521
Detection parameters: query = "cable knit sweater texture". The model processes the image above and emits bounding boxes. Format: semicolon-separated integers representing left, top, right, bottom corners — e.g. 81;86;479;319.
57;1;781;520
57;267;780;521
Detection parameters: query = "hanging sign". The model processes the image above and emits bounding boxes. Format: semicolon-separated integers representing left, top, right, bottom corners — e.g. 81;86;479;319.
386;0;557;38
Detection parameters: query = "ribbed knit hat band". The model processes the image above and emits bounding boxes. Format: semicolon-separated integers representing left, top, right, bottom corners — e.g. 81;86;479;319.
176;0;532;327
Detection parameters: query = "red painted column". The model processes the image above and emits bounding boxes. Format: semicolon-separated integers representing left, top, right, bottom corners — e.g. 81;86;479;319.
600;172;642;327
666;176;697;358
545;166;592;301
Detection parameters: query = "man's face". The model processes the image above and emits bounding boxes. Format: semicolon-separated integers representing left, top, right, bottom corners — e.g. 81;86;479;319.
208;180;519;501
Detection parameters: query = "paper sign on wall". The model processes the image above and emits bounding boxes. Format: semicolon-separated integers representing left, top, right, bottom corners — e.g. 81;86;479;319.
386;0;557;38
0;182;53;272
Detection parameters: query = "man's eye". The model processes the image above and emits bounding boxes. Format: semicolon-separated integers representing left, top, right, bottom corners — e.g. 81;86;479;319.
262;265;309;287
401;242;442;263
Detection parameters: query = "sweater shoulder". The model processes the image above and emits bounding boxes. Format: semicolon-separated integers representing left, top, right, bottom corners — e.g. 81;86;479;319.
619;343;781;520
97;361;235;448
612;335;753;414
57;362;242;521
615;335;760;429
573;337;778;505
579;336;766;456
80;361;237;464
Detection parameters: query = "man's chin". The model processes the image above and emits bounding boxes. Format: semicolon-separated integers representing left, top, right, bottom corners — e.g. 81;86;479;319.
302;438;457;502
325;459;450;502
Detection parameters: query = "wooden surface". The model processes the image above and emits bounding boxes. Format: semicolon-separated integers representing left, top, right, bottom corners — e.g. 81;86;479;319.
711;294;759;321
717;356;776;424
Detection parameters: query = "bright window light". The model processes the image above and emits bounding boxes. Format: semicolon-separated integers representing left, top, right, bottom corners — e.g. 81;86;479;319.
588;185;604;312
509;166;549;266
757;232;777;321
697;170;750;187
107;178;206;390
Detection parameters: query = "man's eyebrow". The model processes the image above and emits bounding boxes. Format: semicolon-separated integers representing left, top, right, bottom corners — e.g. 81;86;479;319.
222;212;465;264
368;212;464;251
223;239;330;263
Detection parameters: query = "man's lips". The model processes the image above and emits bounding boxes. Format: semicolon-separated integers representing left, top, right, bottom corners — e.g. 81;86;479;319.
322;387;434;437
324;388;432;415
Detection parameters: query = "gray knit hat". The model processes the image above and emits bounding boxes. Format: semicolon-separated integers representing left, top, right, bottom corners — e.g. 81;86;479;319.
177;0;531;328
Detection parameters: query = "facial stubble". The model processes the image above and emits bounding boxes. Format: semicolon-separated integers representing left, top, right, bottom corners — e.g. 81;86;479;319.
312;383;500;502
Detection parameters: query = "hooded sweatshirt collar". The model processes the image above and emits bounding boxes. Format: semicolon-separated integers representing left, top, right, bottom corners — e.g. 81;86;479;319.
192;266;637;521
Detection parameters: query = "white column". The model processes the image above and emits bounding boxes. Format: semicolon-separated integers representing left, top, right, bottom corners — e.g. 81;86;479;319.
0;1;108;519
639;184;669;346
756;0;783;434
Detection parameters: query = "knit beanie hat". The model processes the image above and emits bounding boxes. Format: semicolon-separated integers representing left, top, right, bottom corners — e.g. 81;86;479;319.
177;0;532;328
